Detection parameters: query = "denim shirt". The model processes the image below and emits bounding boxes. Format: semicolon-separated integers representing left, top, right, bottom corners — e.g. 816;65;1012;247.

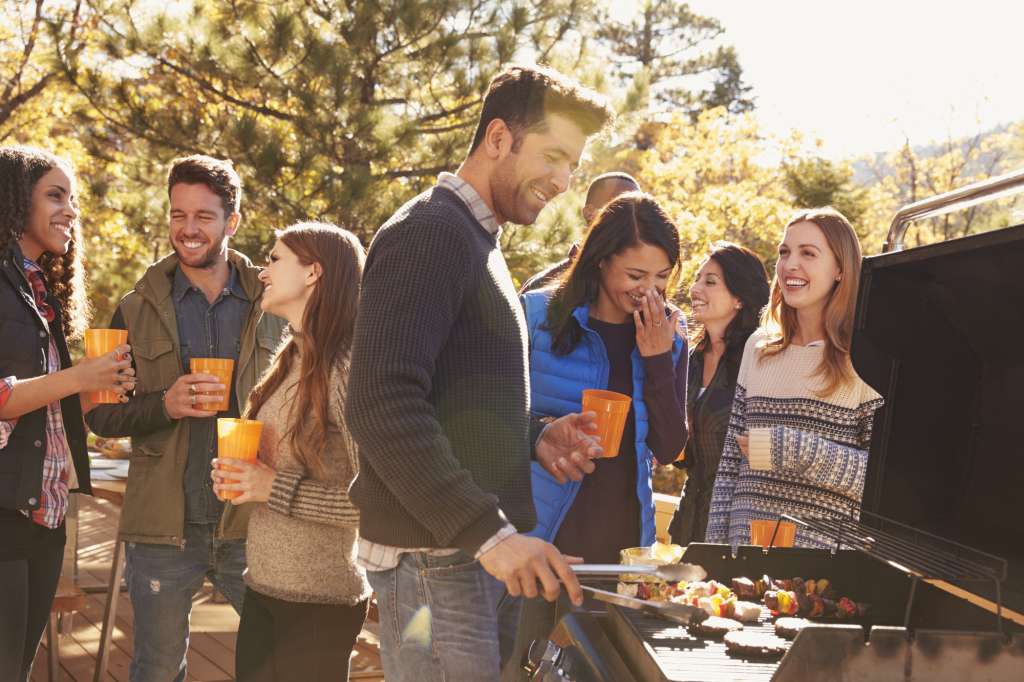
172;265;250;523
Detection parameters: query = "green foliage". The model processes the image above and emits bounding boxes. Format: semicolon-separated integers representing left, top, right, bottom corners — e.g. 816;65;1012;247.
594;0;754;117
58;0;601;258
783;157;869;236
1;0;1020;329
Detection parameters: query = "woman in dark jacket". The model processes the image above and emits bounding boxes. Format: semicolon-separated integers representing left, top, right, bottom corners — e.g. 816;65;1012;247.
669;241;769;545
0;146;133;681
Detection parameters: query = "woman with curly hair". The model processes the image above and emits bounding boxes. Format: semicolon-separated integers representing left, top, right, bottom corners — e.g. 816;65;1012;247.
0;146;134;681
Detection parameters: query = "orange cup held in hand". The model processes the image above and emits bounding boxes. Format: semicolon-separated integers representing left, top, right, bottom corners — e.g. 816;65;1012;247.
83;328;129;404
581;389;632;458
190;358;234;412
750;519;797;548
216;418;262;501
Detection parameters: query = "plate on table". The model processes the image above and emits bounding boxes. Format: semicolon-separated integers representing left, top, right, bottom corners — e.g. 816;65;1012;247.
88;457;124;469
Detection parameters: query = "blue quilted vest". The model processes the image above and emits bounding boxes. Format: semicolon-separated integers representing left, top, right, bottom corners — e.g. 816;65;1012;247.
522;290;684;547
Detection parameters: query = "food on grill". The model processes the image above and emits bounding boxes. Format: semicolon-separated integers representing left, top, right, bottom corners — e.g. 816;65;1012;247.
763;589;869;619
773;617;809;639
615;580;686;601
670;581;738;617
723;631;788;658
689;615;744;638
732;601;764;623
763;589;800;616
731;576;758;599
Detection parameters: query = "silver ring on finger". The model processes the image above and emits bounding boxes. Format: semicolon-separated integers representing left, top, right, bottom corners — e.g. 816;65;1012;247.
189;384;197;396
190;393;196;406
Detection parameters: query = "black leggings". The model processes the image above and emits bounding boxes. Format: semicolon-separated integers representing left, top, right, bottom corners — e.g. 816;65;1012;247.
0;513;65;682
236;587;368;682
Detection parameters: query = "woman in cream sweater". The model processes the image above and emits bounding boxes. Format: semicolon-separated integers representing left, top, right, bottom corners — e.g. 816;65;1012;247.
213;222;369;681
706;208;883;549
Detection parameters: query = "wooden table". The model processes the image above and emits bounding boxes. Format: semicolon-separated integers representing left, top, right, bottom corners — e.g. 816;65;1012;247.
89;480;126;682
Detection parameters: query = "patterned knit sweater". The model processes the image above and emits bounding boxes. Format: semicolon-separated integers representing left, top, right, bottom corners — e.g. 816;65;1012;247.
244;359;371;605
705;329;883;549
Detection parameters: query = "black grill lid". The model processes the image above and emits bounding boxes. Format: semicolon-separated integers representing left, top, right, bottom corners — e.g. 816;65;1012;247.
853;223;1024;609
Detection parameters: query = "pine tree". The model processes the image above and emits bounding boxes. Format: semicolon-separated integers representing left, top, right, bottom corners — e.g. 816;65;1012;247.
57;0;599;256
594;0;754;117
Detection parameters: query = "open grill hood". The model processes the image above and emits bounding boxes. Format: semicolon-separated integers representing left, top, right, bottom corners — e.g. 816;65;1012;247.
853;223;1024;613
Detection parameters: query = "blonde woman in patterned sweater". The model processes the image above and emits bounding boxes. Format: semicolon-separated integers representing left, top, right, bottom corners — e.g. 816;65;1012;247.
212;222;370;681
706;208;883;549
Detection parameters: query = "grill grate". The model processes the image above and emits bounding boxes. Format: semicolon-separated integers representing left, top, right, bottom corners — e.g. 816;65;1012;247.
611;604;788;682
773;510;1010;634
777;510;1006;583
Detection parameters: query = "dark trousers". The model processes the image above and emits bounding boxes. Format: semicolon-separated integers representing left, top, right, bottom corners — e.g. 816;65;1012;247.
236;587;368;682
0;513;65;682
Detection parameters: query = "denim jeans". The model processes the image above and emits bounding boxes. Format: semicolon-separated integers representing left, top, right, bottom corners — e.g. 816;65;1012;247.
366;551;509;682
124;522;246;682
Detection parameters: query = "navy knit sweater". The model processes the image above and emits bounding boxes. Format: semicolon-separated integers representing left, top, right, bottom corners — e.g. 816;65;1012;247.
345;187;535;554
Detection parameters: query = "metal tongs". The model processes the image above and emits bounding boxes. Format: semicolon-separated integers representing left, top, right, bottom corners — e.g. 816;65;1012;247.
572;562;707;583
580;585;709;626
572;562;710;626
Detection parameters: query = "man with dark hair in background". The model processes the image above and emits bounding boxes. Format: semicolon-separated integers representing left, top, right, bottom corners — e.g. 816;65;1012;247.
519;171;640;293
87;155;285;682
345;64;614;680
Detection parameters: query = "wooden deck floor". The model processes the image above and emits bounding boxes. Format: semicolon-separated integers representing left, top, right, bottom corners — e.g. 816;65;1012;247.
30;494;383;681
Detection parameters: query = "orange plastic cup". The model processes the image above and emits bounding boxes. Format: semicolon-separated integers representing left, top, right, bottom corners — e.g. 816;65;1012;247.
581;389;632;458
83;329;129;404
750;519;797;548
190;358;234;412
216;418;263;500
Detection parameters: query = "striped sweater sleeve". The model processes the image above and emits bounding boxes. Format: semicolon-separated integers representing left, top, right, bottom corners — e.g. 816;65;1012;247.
749;394;884;499
265;363;361;528
266;468;360;527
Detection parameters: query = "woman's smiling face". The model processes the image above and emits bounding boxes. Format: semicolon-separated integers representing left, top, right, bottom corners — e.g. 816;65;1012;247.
596;242;672;322
775;220;842;313
20;167;78;260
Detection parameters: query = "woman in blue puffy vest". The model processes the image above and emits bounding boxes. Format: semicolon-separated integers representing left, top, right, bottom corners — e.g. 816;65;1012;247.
522;191;688;563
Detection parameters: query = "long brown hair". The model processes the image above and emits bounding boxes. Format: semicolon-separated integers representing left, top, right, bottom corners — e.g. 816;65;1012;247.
0;146;90;339
759;207;862;396
545;191;681;355
244;222;364;476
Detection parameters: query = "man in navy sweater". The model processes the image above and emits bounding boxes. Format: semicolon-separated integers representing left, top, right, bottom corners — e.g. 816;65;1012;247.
345;65;614;680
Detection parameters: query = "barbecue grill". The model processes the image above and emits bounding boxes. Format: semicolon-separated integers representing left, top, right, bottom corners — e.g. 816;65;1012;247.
517;175;1024;681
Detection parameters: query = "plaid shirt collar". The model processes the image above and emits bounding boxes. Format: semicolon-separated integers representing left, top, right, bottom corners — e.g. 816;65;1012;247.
436;172;502;237
22;257;55;323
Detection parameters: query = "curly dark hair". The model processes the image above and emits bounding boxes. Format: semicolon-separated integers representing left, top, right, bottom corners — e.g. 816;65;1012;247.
0;146;90;339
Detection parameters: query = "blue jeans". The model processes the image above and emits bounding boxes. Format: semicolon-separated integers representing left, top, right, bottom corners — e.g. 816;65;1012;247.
366;551;509;682
125;523;246;682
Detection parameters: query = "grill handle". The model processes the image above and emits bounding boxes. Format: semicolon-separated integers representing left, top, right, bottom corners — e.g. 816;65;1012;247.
884;165;1024;252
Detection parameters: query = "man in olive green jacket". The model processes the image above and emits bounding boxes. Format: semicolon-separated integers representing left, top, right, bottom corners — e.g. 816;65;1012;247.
86;155;284;682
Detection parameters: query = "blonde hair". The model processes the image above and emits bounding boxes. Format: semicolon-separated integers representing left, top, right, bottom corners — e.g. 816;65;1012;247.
759;207;862;397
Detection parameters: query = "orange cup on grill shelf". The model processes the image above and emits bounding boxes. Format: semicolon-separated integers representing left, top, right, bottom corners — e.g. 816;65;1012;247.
581;389;632;458
750;519;797;548
84;328;129;404
216;418;262;501
190;358;234;412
